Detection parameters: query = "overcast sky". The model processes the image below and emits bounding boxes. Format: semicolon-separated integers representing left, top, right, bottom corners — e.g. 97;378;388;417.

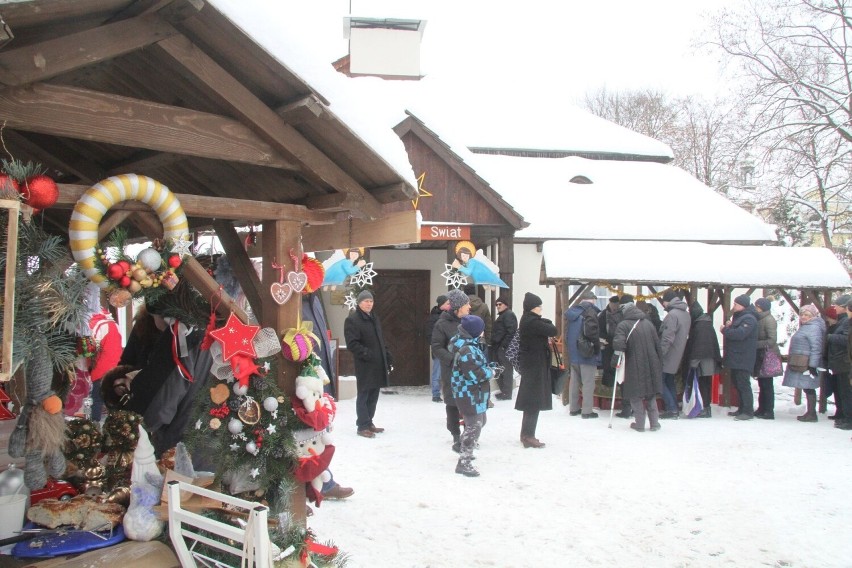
256;0;738;107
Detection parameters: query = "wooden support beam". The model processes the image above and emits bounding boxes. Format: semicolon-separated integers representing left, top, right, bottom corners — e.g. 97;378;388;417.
301;209;420;252
181;256;248;322
0;83;299;169
98;210;135;239
213;219;263;319
155;35;385;220
260;220;306;524
0;13;179;86
778;289;800;314
57;184;336;224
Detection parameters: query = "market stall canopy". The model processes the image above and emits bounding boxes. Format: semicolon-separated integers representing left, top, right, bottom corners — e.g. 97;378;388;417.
0;0;418;234
541;240;851;290
467;155;777;244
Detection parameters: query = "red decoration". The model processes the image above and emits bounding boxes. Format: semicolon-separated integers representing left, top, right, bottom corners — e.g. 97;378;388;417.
0;387;15;420
168;254;182;268
20;175;59;210
107;263;125;280
301;255;325;294
119;275;131;288
208;313;259;361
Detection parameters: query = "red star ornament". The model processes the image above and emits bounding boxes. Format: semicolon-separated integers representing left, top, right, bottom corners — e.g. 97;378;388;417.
208;313;260;361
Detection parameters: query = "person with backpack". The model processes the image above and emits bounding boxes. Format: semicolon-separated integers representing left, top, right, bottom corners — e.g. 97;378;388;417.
448;315;493;477
564;291;601;418
491;296;518;400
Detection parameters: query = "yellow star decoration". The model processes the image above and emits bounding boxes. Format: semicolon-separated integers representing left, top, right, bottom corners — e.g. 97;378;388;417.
411;172;433;210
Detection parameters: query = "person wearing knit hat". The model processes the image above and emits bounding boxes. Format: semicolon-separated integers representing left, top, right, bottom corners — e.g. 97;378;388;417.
825;306;839;321
833;293;851;308
460;315;485;338
619;294;634;305
754;297;781;419
446;289;470;312
448;314;494;477
432;288;473;451
608;295;620;305
426;295;452;402
492;295;518;400
522;292;543;312
344;288;393;438
658;289;691;419
515;291;558;448
826;295;852;428
721;292;758;420
782;303;827;423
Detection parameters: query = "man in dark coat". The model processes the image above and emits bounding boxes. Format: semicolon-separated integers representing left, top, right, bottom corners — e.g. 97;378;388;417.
426;295;450;402
344;290;393;438
601;296;632;418
431;288;471;452
515;292;558;448
613;296;663;432
827;296;851;430
721;294;758;420
683;301;721;418
490;295;518;400
465;284;493;346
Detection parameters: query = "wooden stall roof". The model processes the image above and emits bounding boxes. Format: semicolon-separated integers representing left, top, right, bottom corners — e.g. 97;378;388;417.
540;240;852;290
0;0;418;234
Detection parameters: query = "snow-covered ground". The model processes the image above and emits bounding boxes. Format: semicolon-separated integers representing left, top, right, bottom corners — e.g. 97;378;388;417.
310;382;852;568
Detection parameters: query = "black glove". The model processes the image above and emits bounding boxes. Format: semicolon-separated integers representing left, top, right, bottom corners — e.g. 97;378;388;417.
611;353;622;369
808;367;818;378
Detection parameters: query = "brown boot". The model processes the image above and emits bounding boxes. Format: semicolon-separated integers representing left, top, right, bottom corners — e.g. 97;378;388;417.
521;436;546;448
798;390;818;422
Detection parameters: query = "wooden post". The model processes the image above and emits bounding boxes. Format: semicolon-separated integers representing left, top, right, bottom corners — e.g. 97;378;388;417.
0;199;20;382
720;287;733;407
260;220;306;524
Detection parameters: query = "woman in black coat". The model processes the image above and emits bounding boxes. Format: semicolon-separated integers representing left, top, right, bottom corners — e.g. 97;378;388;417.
515;293;558;448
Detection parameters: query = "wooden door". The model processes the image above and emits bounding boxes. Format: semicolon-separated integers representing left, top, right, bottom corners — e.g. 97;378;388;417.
373;269;430;387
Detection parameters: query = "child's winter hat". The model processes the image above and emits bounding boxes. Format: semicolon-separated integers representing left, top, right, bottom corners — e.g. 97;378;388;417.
460;315;485;338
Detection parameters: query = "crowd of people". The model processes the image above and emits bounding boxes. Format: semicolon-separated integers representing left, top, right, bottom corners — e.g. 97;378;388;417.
412;287;852;478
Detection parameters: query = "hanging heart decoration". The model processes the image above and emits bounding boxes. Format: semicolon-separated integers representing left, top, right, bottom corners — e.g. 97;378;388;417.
270;258;293;305
271;281;293;305
287;248;308;292
287;271;308;292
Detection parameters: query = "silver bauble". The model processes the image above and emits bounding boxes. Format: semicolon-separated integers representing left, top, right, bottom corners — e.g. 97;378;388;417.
228;418;244;435
136;247;162;272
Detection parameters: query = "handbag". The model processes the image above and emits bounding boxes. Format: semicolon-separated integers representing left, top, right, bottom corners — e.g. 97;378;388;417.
681;368;704;418
505;331;521;372
759;349;783;377
549;338;567;396
787;352;810;373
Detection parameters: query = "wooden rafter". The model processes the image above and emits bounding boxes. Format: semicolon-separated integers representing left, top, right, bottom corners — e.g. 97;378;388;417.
0;83;300;169
0;13;179;86
213;219;263;319
154;35;384;220
56;184;336;225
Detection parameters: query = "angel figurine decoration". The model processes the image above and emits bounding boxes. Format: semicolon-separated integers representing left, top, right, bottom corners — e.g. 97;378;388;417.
321;248;366;289
451;240;508;289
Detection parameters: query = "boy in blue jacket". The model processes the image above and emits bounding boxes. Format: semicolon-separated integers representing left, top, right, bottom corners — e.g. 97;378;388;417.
449;315;493;477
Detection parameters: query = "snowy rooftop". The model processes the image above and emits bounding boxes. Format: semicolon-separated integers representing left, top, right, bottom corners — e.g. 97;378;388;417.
542;240;851;289
467;155;778;243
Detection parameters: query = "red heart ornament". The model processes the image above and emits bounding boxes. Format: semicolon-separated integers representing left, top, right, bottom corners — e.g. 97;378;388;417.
271;282;293;305
287;271;308;292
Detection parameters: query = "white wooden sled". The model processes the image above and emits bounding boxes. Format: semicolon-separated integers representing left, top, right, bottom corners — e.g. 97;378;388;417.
167;480;271;568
